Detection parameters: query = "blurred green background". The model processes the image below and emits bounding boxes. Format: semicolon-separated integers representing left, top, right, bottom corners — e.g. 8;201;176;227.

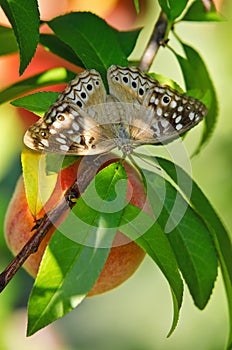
0;0;231;349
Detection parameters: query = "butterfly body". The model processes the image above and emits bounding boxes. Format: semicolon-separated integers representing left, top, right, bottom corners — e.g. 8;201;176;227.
24;65;207;156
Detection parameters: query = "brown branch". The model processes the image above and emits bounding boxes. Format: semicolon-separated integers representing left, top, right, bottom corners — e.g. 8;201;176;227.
138;11;168;72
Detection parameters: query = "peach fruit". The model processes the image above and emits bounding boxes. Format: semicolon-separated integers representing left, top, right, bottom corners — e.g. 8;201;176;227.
4;157;147;295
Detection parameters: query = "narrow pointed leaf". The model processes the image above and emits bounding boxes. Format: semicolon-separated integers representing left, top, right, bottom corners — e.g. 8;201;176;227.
133;0;140;14
158;0;188;21
182;0;224;22
148;72;184;92
45;153;79;174
27;162;128;335
156;157;232;349
0;68;75;105
21;148;58;216
11;91;59;117
27;231;112;336
39;34;84;67
116;28;141;57
119;204;183;336
0;25;18;55
143;166;218;309
48;12;128;82
0;0;40;74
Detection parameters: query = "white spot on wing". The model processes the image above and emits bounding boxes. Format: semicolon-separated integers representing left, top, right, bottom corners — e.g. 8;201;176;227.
60;144;69;151
41;139;49;147
71;135;81;143
56;137;66;144
170;100;177;108
157;107;163;116
53;121;63;129
189;112;195;120
155;98;159;105
72;110;79;117
72;122;80;131
161;119;169;128
176;123;183;130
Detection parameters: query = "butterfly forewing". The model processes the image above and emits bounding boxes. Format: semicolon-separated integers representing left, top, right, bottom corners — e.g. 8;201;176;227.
107;65;158;104
56;69;106;109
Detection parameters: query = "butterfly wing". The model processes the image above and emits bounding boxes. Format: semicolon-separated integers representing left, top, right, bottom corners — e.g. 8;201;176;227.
139;86;207;144
24;69;117;155
56;68;107;108
107;65;158;104
107;65;207;144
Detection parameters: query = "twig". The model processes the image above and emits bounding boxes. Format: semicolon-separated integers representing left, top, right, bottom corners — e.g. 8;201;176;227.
138;11;168;72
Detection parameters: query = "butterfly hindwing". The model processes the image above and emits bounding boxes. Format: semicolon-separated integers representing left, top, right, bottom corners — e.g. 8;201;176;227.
137;84;208;143
24;69;114;155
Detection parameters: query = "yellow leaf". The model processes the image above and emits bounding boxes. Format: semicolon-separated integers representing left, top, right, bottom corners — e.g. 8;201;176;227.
21;148;58;216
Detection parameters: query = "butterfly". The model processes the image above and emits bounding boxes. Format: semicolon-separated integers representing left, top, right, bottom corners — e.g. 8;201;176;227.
24;65;207;157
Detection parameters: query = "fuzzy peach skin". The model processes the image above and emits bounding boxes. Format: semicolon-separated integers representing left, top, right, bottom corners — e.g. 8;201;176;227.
4;159;147;296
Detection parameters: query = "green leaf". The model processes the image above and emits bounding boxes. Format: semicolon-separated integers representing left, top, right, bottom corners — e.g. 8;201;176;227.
157;157;232;349
39;34;84;67
172;42;218;153
120;205;183;336
182;0;224;22
60;162;129;244
0;25;18;55
143;166;218;309
148;72;184;93
21;148;58;216
116;28;141;58
27;232;112;336
158;0;189;21
39;28;141;70
47;12;128;83
11;91;59;117
27;162;128;335
0;67;75;105
45;153;79;175
0;0;40;74
133;0;140;14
